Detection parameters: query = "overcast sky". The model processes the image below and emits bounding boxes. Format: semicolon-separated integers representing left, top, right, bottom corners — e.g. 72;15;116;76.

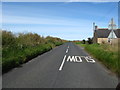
2;2;118;40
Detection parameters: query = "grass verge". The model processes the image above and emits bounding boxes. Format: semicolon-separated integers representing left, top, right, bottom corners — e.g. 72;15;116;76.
76;42;119;75
3;43;64;73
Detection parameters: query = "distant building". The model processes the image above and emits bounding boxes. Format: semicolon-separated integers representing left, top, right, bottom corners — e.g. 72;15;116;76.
93;18;120;44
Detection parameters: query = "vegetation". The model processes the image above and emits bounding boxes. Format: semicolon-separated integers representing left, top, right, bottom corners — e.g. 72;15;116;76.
2;30;66;72
74;38;93;45
72;40;81;44
82;39;86;44
75;41;119;75
87;38;93;44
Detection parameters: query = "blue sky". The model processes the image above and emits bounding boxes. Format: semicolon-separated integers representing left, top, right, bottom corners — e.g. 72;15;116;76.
2;2;118;40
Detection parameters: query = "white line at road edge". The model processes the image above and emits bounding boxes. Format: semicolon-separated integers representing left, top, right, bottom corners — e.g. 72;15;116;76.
59;55;67;71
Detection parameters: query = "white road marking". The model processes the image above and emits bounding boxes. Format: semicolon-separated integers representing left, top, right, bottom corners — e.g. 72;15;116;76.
68;46;69;49
66;55;95;63
59;55;95;71
75;56;82;62
66;56;82;62
67;56;76;62
66;49;69;53
59;55;67;71
84;56;95;63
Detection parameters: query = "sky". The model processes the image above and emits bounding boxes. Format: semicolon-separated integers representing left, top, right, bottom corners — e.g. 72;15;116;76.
2;2;118;40
1;0;120;2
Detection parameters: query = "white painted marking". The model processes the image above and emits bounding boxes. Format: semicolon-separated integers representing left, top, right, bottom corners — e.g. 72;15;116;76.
75;56;82;62
84;56;95;63
59;55;95;71
67;56;76;62
66;56;82;62
66;49;69;53
68;46;69;49
66;56;95;63
59;55;67;71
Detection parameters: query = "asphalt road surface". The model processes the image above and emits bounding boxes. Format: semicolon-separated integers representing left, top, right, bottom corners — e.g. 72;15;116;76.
3;42;118;88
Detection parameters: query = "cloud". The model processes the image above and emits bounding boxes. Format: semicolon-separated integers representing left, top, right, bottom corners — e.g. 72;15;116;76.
2;0;120;2
67;0;119;2
2;15;94;40
2;0;67;2
2;15;93;27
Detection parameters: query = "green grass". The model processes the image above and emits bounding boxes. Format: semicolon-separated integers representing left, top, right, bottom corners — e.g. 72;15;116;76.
2;43;64;73
2;44;54;72
2;30;65;73
75;42;86;47
76;42;119;75
75;42;81;44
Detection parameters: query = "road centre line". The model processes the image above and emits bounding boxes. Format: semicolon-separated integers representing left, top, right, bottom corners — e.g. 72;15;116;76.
66;49;68;53
65;46;69;53
68;46;69;49
59;46;69;71
59;55;67;71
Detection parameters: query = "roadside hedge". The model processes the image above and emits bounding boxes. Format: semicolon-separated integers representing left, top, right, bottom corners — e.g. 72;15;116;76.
2;30;66;73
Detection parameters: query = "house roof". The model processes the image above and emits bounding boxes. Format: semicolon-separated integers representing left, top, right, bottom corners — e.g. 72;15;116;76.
114;29;120;38
95;29;111;38
95;29;120;38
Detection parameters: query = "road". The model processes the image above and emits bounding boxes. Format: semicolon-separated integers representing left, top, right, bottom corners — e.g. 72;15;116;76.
2;42;118;88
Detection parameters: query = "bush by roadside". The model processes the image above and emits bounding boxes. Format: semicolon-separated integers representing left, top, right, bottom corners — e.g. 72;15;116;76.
2;30;66;73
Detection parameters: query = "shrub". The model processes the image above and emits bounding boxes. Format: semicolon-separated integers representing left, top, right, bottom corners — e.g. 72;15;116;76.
87;38;93;44
2;30;65;72
82;39;86;44
2;31;16;47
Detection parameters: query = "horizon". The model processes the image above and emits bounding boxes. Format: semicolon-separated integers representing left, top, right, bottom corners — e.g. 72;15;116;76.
2;2;118;40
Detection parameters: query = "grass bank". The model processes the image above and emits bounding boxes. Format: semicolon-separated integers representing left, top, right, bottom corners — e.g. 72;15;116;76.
76;42;119;75
2;44;53;72
2;30;66;73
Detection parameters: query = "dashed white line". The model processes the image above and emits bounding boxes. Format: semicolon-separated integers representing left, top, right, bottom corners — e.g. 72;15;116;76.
68;46;69;49
59;55;67;71
66;49;69;53
59;45;69;71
